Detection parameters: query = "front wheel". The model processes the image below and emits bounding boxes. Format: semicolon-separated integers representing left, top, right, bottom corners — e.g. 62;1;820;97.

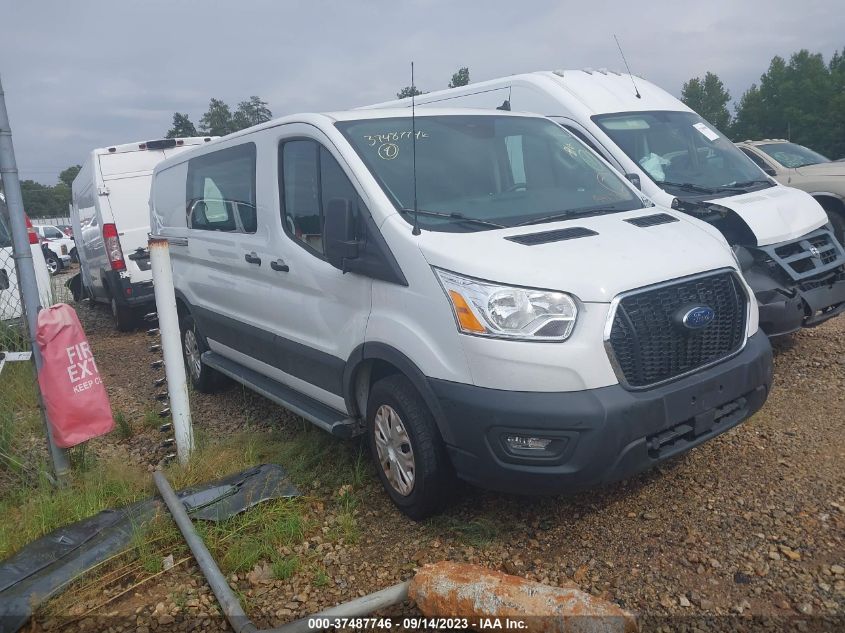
826;210;845;246
367;374;454;520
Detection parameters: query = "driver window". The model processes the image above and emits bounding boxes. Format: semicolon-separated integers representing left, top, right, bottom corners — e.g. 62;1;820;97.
279;140;362;256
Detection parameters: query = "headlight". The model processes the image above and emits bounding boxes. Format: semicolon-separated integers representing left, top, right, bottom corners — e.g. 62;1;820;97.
434;268;577;341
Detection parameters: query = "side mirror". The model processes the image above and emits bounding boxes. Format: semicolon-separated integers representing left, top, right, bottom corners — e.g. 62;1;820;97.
625;173;642;190
324;198;358;270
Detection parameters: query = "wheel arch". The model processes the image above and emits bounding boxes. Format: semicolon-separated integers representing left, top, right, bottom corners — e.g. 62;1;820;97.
344;343;454;445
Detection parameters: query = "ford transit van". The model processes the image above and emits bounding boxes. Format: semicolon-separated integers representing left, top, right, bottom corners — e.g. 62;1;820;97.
71;137;214;330
151;109;773;518
362;71;845;337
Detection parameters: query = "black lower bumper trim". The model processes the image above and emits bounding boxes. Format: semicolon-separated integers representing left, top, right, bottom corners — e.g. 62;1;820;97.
429;331;773;495
103;270;155;308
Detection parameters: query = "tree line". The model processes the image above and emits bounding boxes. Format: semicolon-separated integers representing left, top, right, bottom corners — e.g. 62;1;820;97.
682;47;845;159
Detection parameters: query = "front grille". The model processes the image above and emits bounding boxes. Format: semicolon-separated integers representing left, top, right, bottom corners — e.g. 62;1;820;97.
765;229;845;281
607;271;747;388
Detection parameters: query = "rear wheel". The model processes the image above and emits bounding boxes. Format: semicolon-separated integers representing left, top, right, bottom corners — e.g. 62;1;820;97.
367;374;454;520
180;312;223;393
44;252;60;275
110;297;135;332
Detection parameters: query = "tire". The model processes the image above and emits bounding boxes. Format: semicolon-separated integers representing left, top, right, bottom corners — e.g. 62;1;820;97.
44;252;60;275
367;374;454;520
825;209;845;246
110;297;136;332
179;312;223;393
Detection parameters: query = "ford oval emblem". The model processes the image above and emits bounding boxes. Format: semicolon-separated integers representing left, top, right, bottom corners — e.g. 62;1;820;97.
682;305;716;329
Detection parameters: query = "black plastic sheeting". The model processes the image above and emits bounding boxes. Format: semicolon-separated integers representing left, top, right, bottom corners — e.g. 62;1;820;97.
0;463;299;633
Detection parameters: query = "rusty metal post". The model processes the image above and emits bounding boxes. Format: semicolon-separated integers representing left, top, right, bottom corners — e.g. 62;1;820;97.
409;562;637;633
149;236;193;463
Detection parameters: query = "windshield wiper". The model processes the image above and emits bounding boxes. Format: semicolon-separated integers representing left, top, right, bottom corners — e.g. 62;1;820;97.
398;208;506;230
660;181;718;195
716;179;773;192
515;207;622;227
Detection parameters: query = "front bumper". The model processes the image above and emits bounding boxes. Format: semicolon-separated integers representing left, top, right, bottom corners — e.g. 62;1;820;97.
429;331;773;495
103;270;155;308
745;228;845;336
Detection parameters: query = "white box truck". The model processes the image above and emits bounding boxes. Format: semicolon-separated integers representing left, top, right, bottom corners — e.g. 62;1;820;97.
71;137;214;330
362;71;845;337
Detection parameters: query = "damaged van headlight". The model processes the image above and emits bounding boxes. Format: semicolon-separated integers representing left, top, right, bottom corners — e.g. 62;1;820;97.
434;268;577;341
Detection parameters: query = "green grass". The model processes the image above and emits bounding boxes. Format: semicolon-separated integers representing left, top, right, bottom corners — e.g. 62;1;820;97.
114;410;132;440
272;555;300;580
427;516;502;548
313;566;330;588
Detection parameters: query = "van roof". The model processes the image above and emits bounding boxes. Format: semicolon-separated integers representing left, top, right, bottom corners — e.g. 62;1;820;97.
362;70;691;117
92;136;216;156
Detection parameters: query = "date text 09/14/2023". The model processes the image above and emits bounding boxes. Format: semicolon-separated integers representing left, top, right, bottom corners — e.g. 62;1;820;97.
306;617;527;629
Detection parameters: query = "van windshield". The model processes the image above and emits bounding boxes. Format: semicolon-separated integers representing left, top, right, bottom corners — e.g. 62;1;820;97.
336;115;644;231
593;111;771;196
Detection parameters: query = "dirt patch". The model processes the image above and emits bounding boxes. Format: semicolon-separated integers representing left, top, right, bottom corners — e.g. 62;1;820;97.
24;304;845;629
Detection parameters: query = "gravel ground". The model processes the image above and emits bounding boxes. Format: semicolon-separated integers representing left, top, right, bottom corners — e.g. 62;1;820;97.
36;302;845;631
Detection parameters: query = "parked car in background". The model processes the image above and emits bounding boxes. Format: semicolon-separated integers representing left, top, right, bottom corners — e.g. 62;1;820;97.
33;224;73;273
71;136;215;330
151;108;773;518
0;195;53;321
736;140;845;244
362;71;845;337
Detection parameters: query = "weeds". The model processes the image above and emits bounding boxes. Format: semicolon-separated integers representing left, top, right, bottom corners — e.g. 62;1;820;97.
313;565;330;587
271;555;300;580
114;410;132;440
428;515;501;548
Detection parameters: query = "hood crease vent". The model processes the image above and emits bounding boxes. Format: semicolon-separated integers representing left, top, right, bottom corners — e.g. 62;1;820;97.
506;227;598;245
624;213;679;228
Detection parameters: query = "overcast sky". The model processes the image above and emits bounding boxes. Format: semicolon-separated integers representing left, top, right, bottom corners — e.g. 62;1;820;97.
1;0;842;184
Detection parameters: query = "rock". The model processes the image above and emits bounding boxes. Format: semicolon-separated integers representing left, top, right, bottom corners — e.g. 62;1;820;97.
678;595;691;607
796;603;813;615
157;615;174;626
830;564;844;575
642;512;658;520
162;554;174;571
698;599;715;610
778;545;801;561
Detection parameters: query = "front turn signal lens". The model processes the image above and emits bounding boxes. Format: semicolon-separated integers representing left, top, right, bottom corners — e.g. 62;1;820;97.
447;290;487;333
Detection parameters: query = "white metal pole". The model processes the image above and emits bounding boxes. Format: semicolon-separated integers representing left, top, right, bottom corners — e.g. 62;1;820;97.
149;236;193;463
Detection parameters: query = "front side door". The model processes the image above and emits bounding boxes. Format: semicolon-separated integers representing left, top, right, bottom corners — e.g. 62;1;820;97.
261;124;373;412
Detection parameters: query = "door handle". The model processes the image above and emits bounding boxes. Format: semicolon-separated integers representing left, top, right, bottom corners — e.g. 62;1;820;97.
244;252;261;265
270;259;289;272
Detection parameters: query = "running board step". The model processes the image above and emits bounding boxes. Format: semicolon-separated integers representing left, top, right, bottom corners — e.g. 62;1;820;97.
201;351;362;438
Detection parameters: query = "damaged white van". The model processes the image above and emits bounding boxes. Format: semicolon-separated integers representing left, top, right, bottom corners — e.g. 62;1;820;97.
151;109;773;518
71;137;214;330
363;71;845;337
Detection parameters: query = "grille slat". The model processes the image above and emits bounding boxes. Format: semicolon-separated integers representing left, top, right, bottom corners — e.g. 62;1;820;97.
608;272;747;388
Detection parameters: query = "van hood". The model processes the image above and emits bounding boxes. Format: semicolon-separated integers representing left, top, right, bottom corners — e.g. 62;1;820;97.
796;162;845;177
409;208;737;303
705;185;827;247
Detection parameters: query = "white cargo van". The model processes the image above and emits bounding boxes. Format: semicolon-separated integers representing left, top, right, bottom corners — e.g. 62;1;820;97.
0;194;52;322
71;137;214;330
362;71;845;337
151;109;773;518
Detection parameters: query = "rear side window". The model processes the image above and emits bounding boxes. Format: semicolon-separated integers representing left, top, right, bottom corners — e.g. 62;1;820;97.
186;143;256;233
279;140;360;255
43;226;64;239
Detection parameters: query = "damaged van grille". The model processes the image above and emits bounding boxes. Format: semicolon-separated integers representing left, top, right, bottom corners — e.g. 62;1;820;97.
607;271;747;388
765;229;845;280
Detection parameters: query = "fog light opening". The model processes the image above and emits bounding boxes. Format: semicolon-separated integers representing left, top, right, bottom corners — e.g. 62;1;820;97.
505;435;553;451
